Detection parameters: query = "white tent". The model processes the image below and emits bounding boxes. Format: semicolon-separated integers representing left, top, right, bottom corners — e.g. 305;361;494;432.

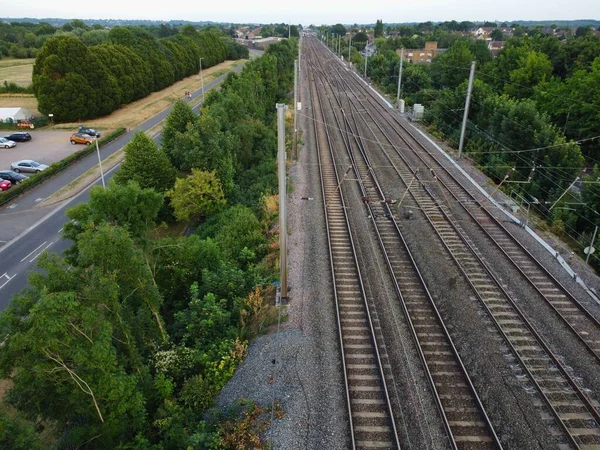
0;107;34;123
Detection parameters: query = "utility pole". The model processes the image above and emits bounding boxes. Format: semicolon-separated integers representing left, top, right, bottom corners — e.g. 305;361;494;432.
586;225;598;264
294;59;298;160
348;36;352;61
95;138;105;189
364;47;368;78
276;103;288;302
199;57;205;103
458;60;476;158
396;48;404;107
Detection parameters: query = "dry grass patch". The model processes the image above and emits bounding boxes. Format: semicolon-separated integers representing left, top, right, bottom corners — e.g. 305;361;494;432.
0;58;34;87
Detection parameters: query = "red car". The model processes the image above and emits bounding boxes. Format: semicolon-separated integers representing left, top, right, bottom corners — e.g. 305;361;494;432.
0;178;12;191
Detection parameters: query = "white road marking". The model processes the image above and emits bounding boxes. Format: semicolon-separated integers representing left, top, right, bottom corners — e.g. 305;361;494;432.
58;227;63;234
8;204;17;209
0;273;15;290
35;198;44;203
30;241;54;263
20;241;47;262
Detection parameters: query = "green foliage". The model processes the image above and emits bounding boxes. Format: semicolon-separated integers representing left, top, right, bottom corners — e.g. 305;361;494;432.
65;180;163;243
31;25;242;122
161;99;197;168
167;169;226;222
33;35;120;121
374;20;384;38
114;132;176;193
504;50;552;98
196;205;267;265
430;40;475;90
0;403;42;450
0;45;287;449
0;255;149;448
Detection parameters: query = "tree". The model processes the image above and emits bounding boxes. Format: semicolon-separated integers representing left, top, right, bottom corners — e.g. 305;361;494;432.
32;35;120;121
64;180;164;245
196;205;267;265
430;40;475;90
114;132;176;193
491;29;505;41
167;169;226;222
374;20;384;38
170;110;235;194
504;50;552;98
161;100;197;168
0;256;149;448
331;23;347;37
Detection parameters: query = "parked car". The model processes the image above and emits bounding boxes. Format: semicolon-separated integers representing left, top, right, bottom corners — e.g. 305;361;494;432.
0;170;28;184
4;132;32;142
70;133;95;145
0;137;16;148
10;160;48;173
78;126;101;137
0;178;11;191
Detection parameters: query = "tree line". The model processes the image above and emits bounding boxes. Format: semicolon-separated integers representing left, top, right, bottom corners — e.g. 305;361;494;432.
31;24;248;122
0;38;297;449
326;26;600;270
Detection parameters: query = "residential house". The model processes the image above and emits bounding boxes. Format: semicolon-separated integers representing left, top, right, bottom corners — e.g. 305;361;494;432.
398;41;440;64
487;41;505;57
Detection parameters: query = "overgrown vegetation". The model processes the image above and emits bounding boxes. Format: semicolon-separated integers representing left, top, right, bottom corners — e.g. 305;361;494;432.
0;38;297;448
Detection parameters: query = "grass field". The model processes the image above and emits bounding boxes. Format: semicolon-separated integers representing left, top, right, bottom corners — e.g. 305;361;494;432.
0;57;35;87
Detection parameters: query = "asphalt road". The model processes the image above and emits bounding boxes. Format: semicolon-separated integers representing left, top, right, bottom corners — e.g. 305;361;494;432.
0;55;259;309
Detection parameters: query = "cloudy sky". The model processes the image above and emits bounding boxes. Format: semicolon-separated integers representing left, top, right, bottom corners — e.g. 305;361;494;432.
2;0;599;25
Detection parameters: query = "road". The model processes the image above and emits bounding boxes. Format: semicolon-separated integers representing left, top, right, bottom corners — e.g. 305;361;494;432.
0;54;261;309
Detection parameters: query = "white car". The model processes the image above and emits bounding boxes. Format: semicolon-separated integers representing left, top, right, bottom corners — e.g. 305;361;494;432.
0;137;16;148
10;160;49;173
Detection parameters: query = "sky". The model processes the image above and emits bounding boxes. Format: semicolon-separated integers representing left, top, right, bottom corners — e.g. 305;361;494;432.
2;0;599;25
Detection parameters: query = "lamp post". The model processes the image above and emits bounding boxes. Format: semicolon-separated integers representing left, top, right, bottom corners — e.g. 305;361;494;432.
95;138;105;189
199;57;205;103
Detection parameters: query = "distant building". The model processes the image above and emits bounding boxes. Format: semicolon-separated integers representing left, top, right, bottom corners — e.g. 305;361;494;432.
361;42;377;57
251;37;282;50
398;41;440;64
487;41;506;57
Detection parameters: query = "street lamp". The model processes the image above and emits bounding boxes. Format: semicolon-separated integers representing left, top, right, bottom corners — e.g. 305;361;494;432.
95;138;106;189
199;57;205;103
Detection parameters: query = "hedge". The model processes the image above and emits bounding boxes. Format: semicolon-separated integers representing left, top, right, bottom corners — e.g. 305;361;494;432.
0;127;126;206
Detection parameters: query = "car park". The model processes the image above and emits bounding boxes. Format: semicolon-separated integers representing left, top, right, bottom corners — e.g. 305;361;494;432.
78;126;101;137
0;170;28;184
10;160;49;173
0;178;11;191
3;132;32;142
70;133;95;145
0;137;16;148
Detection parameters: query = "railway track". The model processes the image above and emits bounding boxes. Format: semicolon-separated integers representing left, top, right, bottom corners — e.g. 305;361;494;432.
308;36;600;448
306;38;502;449
308;47;400;450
